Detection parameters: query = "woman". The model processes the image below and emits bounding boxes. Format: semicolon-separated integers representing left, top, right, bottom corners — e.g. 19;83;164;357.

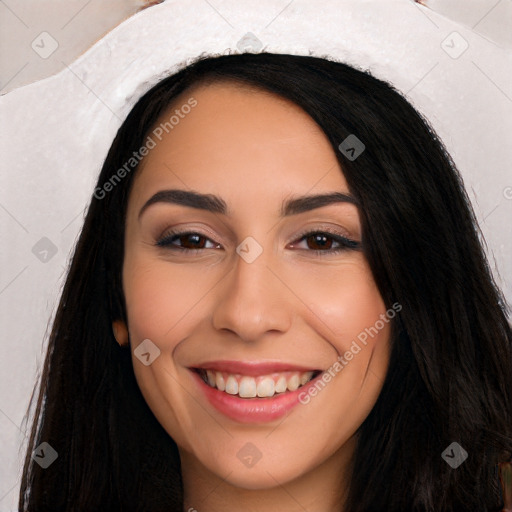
19;52;512;511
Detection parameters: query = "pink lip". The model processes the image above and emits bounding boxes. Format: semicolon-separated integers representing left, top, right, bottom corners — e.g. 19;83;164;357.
192;360;319;376
189;368;323;424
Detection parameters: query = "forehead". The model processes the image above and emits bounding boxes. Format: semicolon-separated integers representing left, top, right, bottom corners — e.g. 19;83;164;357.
131;81;349;203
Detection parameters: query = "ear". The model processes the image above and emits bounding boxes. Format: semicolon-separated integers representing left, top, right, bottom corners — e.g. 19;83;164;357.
112;320;129;347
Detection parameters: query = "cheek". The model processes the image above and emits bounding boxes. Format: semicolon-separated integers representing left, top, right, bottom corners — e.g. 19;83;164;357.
291;260;391;435
123;258;214;343
290;257;392;408
293;258;388;343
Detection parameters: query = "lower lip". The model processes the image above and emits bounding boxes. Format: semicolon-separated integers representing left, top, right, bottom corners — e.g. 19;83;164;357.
190;369;322;423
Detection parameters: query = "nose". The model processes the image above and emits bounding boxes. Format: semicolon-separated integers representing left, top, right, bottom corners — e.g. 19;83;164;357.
211;248;292;342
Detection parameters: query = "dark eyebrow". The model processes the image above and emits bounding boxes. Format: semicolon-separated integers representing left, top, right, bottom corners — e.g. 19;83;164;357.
138;189;228;219
138;189;358;220
281;192;358;216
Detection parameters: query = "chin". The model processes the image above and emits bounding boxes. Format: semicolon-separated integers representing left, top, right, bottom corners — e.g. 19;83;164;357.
214;463;301;491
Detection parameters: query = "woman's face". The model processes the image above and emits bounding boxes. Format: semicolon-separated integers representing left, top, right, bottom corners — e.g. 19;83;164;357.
119;81;392;492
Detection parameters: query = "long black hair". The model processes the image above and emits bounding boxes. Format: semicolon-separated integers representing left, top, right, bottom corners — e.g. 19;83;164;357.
19;52;512;511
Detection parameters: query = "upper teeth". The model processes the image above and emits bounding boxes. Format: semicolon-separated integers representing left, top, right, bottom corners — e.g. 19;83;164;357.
201;370;316;398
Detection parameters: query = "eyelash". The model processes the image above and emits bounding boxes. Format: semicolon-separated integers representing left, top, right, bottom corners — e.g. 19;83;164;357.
155;228;361;254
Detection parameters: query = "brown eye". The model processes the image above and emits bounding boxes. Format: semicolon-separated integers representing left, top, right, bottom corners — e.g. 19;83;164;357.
288;231;361;253
305;234;334;250
156;231;221;250
175;233;207;249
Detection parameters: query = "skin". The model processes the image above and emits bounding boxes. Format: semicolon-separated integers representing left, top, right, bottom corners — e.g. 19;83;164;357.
114;82;392;511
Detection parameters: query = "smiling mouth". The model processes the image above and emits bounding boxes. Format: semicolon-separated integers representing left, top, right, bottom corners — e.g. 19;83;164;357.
193;368;322;399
